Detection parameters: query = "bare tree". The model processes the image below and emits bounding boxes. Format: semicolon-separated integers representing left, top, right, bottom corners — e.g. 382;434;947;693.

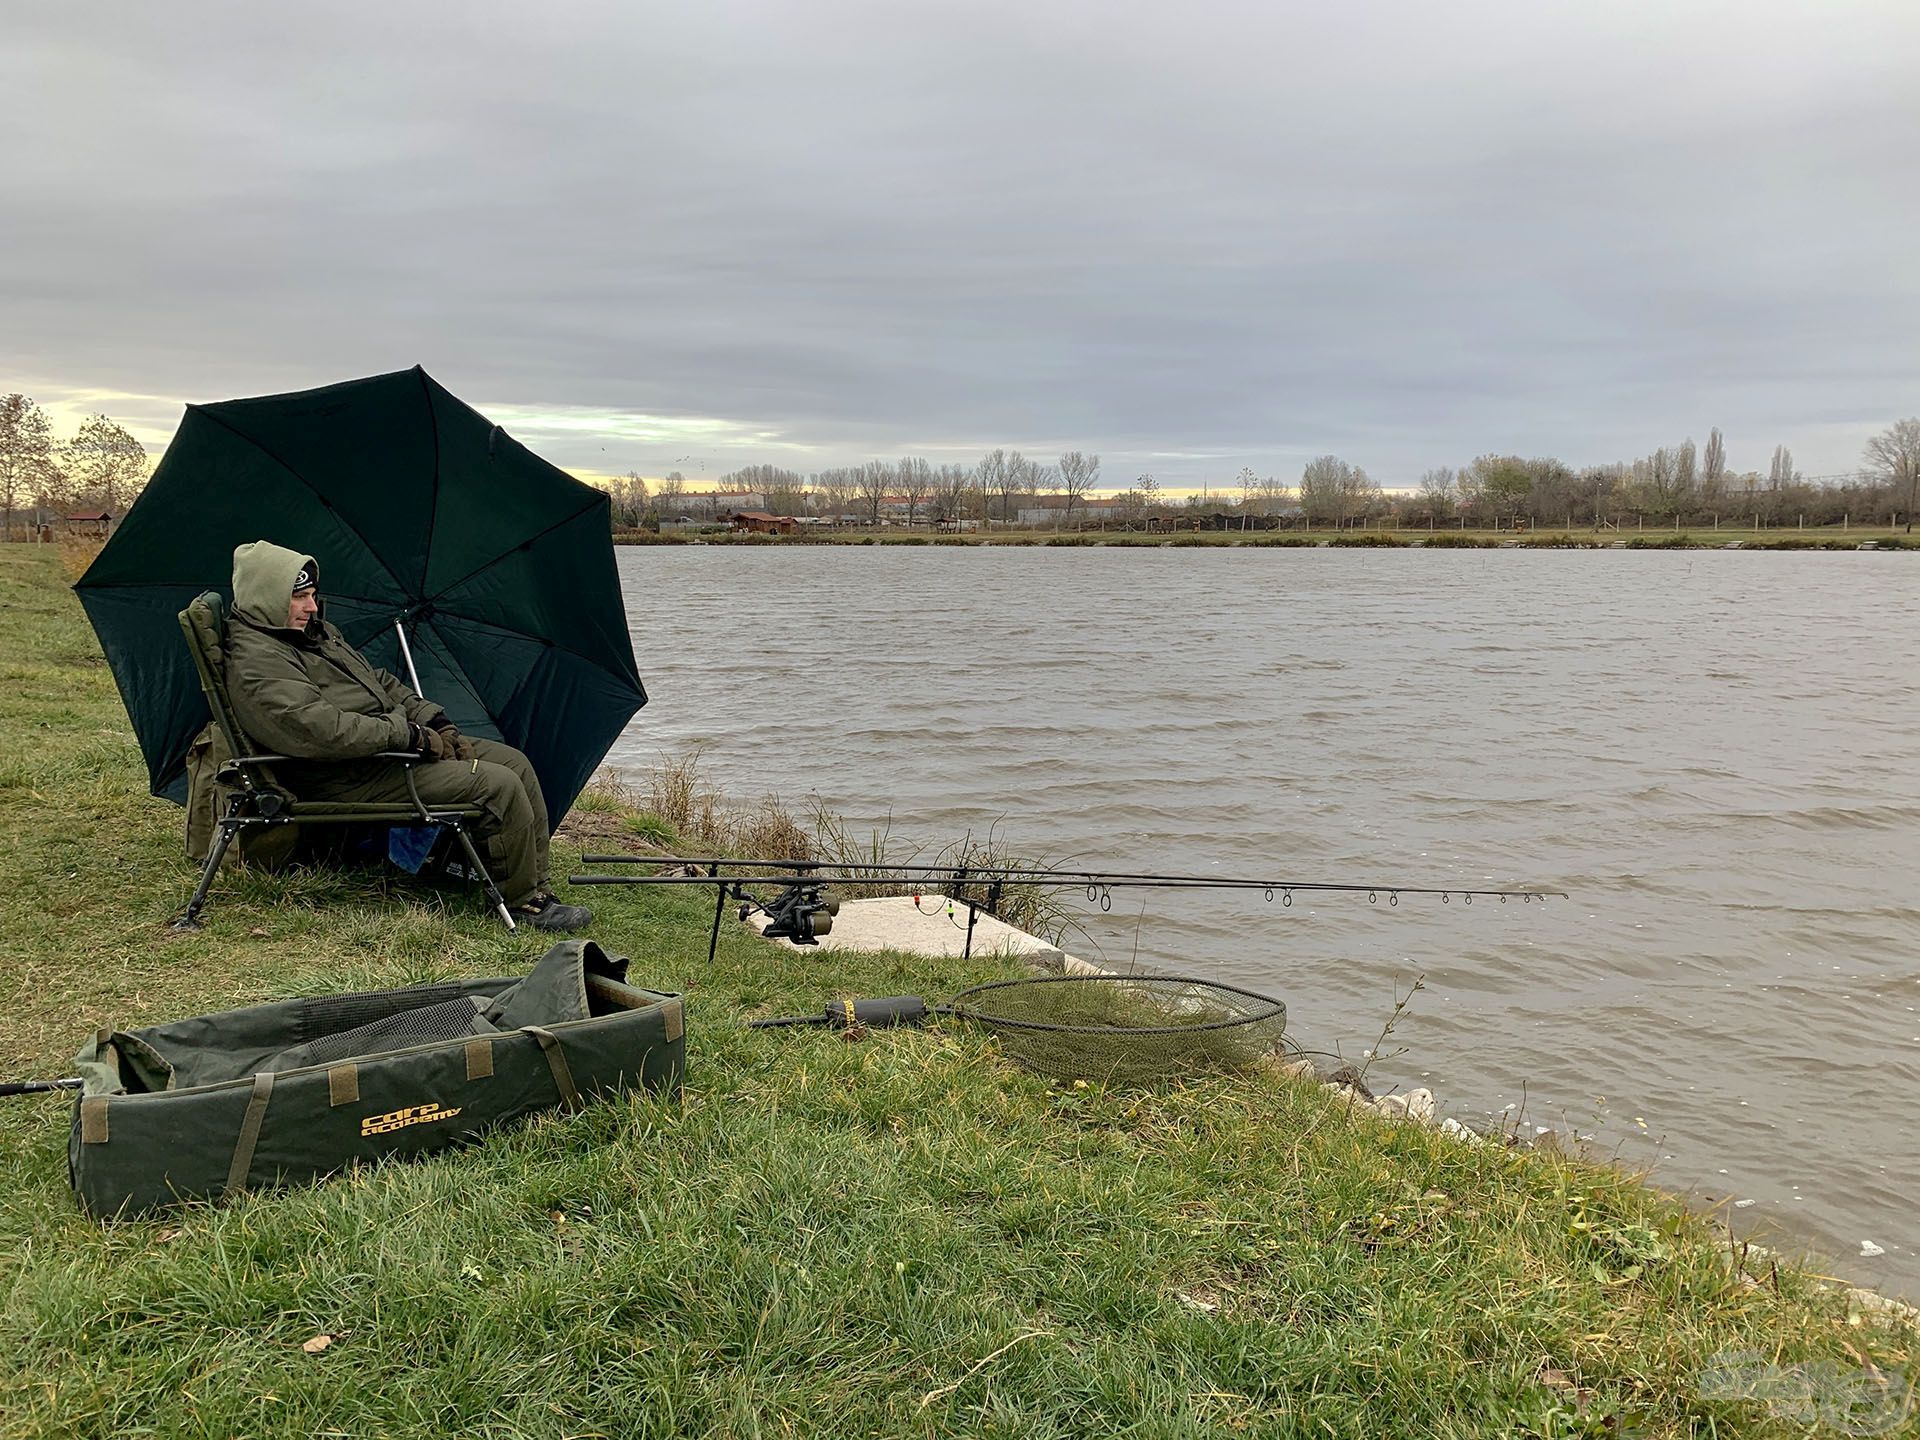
1863;418;1920;532
1298;456;1344;523
973;449;1008;525
811;468;854;521
720;463;807;515
655;473;686;507
856;460;893;525
1058;451;1099;528
606;471;650;527
1345;466;1381;523
1634;446;1691;519
1135;472;1161;524
1674;439;1697;503
1702;427;1727;496
1768;445;1796;492
36;463;80;516
1417;467;1457;521
1465;455;1535;523
1005;452;1048;525
896;457;932;525
764;475;808;516
1233;466;1258;513
1300;455;1378;525
0;394;61;539
1576;464;1628;523
930;464;971;526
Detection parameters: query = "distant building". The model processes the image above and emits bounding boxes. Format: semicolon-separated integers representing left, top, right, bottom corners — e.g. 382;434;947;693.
728;511;796;535
63;509;114;536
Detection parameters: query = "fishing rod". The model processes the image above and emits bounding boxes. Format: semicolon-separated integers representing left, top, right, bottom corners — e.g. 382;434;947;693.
569;855;1566;965
577;858;1555;898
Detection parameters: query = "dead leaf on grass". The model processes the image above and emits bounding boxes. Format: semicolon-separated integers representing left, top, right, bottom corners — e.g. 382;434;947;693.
301;1331;346;1354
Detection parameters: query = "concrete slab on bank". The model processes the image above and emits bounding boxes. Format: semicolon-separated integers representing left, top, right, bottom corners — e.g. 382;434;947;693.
745;892;1104;972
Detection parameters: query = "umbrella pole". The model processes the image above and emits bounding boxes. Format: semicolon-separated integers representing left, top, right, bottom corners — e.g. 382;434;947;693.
394;619;424;694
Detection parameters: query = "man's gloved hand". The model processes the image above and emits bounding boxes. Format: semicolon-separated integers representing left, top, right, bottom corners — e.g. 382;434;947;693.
409;722;454;762
430;714;480;763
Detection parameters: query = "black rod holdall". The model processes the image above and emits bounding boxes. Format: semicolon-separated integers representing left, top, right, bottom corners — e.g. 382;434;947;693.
64;940;683;1216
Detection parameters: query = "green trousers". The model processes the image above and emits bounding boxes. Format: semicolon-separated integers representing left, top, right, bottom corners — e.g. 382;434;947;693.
287;738;552;907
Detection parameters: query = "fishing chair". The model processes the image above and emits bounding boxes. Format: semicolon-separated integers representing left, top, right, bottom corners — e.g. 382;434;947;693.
172;592;518;932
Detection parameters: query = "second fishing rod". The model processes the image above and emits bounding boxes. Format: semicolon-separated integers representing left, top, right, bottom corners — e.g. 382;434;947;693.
569;855;1566;964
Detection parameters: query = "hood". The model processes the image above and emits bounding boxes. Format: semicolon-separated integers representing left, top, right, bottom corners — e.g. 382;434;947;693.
231;540;318;631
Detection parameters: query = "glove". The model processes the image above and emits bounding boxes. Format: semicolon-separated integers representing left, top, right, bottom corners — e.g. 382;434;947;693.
409;722;453;762
430;714;480;763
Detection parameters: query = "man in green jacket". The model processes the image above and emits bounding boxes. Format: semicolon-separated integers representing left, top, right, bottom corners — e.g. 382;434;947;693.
226;540;590;932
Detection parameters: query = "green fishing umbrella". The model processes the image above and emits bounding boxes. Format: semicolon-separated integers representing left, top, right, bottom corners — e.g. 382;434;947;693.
75;367;647;824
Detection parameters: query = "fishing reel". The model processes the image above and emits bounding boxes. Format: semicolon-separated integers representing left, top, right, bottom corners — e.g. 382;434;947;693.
745;880;841;945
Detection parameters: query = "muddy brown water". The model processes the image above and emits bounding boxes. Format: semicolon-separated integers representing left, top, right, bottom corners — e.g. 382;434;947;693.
607;545;1920;1297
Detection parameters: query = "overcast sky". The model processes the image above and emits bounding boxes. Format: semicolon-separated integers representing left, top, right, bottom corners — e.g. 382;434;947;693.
6;1;1916;491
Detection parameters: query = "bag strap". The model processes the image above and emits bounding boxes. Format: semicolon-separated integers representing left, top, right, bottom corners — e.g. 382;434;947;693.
522;1026;582;1111
225;1070;276;1197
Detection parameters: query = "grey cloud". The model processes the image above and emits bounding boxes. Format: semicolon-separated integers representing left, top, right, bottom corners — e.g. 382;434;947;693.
5;1;1917;486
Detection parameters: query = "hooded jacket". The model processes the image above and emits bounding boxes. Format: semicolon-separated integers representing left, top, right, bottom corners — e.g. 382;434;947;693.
225;540;443;761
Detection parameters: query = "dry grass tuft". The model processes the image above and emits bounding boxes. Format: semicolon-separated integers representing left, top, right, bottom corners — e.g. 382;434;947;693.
53;535;105;581
560;754;1075;942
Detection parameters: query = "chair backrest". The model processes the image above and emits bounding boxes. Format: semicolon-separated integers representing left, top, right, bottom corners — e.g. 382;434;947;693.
178;592;254;762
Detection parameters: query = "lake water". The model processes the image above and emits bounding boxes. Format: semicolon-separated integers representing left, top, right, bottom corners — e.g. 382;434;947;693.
606;545;1920;1297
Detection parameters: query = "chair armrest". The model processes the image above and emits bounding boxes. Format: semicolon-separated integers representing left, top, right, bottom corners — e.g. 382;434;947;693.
230;752;423;765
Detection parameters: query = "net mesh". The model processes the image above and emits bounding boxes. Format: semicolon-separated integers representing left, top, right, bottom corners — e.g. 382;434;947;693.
297;982;471;1039
269;996;493;1071
947;974;1287;1084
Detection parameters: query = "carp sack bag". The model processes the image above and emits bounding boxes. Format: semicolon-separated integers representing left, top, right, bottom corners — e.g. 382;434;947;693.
67;940;683;1215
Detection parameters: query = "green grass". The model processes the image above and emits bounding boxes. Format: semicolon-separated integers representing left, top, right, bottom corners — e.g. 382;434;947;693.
0;546;1912;1438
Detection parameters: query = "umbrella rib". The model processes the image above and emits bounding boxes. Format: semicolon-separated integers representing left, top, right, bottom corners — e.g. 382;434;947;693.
405;621;495;724
416;367;443;596
190;406;411;604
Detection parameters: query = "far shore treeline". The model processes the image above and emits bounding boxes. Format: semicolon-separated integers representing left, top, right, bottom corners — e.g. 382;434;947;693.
610;421;1920;535
5;388;1916;540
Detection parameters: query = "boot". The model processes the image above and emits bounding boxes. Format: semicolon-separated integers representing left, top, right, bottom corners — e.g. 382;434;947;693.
517;892;593;932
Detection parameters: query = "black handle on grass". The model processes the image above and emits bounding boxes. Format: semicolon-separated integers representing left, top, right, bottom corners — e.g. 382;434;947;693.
749;996;931;1030
0;1078;82;1098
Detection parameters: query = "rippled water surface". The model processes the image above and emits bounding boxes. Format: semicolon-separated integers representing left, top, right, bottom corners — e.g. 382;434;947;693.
607;546;1920;1296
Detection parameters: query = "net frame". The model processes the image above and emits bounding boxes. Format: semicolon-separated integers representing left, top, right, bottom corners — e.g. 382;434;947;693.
944;973;1287;1083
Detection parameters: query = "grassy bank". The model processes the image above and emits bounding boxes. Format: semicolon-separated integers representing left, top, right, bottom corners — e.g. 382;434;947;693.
0;546;1911;1438
618;525;1916;551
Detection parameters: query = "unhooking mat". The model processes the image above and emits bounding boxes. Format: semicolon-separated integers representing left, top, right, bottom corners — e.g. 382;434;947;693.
67;940;683;1215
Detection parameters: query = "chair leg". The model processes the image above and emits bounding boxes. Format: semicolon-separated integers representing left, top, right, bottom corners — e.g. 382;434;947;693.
173;821;238;931
452;824;517;931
